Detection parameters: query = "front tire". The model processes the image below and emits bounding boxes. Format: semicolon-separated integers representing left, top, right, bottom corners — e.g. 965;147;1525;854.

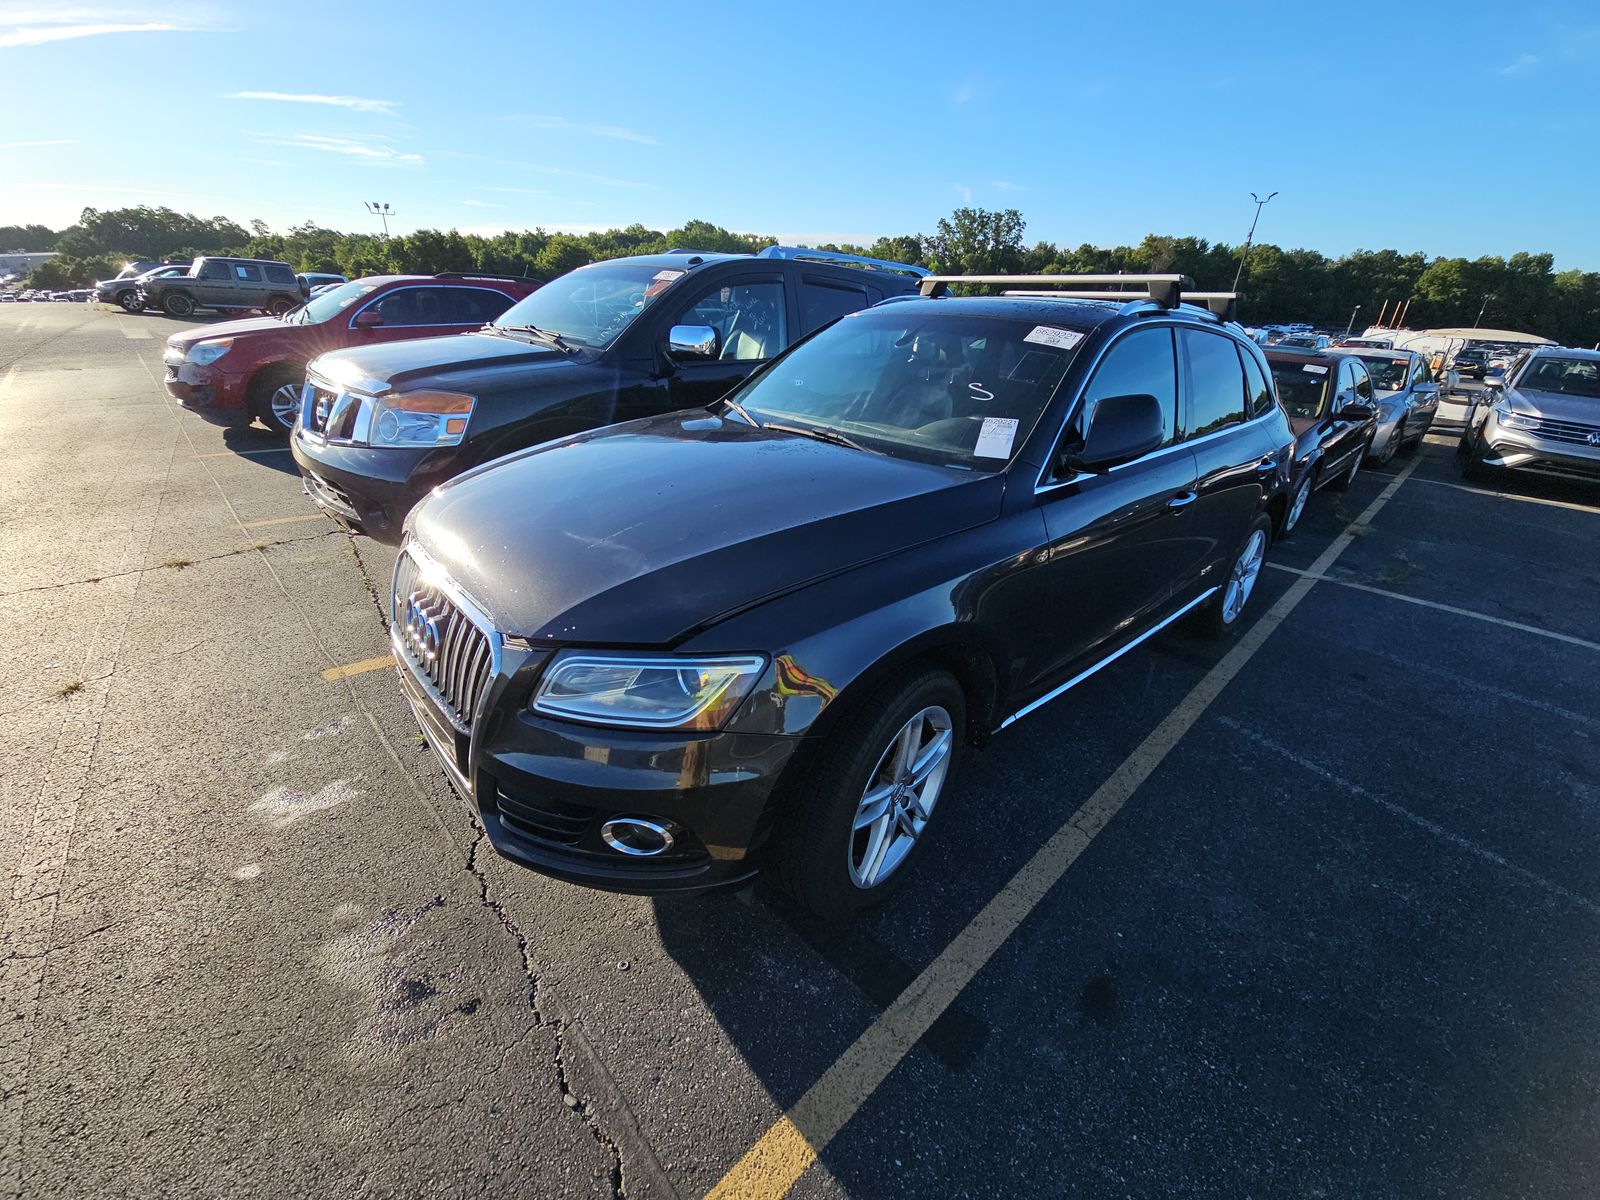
1193;515;1272;635
117;290;143;313
776;668;965;923
161;292;195;317
1375;421;1403;466
249;365;305;434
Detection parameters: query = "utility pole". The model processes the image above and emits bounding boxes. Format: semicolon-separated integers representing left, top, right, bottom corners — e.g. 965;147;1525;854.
364;201;394;239
1473;292;1495;328
1230;190;1279;293
1344;305;1361;337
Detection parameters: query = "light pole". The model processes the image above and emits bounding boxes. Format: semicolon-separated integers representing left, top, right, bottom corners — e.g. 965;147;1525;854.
1473;292;1495;329
364;201;394;239
1344;305;1361;337
1231;190;1278;293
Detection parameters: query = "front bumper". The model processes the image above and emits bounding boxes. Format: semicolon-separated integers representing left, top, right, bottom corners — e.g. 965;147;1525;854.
1480;420;1600;481
291;429;452;543
392;623;800;895
162;350;250;421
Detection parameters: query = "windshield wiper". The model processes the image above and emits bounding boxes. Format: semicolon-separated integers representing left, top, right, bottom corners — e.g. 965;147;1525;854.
718;397;762;428
493;323;576;353
763;421;880;455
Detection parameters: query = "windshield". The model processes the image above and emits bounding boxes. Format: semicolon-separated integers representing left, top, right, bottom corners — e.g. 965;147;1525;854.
293;279;381;325
1359;357;1411;390
1517;357;1600;400
1269;360;1330;418
727;310;1082;470
1456;349;1487;362
493;261;679;348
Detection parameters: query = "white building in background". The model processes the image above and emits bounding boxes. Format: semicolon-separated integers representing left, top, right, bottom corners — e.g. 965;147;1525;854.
0;250;56;280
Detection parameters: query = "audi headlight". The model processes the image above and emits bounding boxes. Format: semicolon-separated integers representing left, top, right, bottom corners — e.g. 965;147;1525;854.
531;653;766;730
186;339;233;366
367;390;475;448
1494;401;1536;430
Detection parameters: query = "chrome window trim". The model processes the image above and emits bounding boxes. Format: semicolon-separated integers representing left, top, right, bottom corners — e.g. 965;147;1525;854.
346;284;513;332
997;586;1219;730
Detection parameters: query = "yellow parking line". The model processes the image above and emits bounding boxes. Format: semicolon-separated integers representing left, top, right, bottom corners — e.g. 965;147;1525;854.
240;512;329;529
1264;562;1600;652
194;448;293;460
321;654;394;681
706;460;1423;1200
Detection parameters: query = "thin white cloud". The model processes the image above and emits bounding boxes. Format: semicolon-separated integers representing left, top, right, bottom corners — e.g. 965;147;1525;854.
248;131;422;165
1499;52;1538;76
0;21;176;47
504;114;656;145
229;91;398;116
991;180;1024;192
15;182;189;197
461;199;500;208
0;138;78;148
952;183;973;204
480;185;552;196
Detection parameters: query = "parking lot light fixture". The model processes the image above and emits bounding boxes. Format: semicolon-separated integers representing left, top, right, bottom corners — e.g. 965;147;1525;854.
1231;190;1278;293
1345;305;1360;337
364;201;394;239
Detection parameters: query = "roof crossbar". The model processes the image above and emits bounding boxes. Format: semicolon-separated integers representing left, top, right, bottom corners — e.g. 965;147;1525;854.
757;246;930;279
917;273;1193;307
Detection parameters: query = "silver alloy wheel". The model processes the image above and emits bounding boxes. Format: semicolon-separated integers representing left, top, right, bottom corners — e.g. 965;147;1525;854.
118;291;141;313
847;704;954;888
1221;529;1268;624
269;382;301;430
1285;477;1310;532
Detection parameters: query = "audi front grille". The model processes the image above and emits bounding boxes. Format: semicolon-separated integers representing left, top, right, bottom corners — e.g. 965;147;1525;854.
392;549;495;734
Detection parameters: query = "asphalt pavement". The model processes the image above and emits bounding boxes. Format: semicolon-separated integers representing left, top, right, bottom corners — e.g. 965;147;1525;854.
3;302;1600;1200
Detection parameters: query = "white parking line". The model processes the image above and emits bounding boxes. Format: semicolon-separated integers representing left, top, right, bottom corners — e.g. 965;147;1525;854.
1265;562;1600;652
1406;475;1600;516
1221;719;1600;919
120;326;153;340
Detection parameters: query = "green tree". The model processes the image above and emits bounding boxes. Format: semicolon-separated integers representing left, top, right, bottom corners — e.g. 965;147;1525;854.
923;207;1026;279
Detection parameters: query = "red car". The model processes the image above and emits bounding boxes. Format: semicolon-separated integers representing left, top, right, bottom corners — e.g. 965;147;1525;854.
162;273;540;433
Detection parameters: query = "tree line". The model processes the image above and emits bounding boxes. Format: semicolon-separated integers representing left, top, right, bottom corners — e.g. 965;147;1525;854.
7;205;1597;346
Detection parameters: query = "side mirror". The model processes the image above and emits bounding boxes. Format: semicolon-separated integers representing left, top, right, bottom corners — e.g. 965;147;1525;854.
1337;402;1377;421
353;310;383;329
667;324;718;361
1063;393;1164;473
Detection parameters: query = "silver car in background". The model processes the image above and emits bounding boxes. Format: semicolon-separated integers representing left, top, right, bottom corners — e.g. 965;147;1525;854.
1459;348;1600;484
1350;348;1441;464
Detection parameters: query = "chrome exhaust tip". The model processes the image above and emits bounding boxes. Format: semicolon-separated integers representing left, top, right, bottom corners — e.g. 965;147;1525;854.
600;817;676;857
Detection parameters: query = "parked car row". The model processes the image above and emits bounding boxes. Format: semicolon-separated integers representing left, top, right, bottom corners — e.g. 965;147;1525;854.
1458;347;1600;485
154;258;1519;921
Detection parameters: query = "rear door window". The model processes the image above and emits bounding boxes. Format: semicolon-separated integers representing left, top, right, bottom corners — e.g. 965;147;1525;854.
1180;328;1248;437
232;263;263;282
264;264;295;285
445;288;515;324
798;279;870;335
1351;361;1373;402
1239;345;1274;416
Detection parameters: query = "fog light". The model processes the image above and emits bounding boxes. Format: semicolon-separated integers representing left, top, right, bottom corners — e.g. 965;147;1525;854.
600;817;676;857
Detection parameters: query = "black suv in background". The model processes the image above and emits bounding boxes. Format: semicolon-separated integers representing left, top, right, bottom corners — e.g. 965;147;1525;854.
291;247;926;542
387;274;1294;920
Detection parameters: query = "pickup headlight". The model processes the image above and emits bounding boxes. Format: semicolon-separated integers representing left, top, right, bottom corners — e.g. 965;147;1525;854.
186;339;233;366
368;390;475;447
532;652;766;730
1494;401;1536;430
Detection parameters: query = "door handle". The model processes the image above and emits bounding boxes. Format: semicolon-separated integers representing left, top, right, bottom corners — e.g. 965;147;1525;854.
1167;491;1198;511
1253;455;1278;474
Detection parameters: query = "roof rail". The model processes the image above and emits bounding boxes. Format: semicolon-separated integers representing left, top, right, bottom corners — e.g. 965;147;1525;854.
757;246;930;279
434;271;545;284
918;273;1193;307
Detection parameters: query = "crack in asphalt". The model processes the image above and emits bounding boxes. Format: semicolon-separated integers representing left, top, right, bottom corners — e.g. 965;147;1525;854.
344;533;391;632
466;827;628;1200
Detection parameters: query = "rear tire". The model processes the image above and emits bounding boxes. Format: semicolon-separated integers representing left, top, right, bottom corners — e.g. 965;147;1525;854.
161;292;195;317
775;668;965;924
117;290;143;313
1329;442;1365;492
1192;515;1272;636
1282;474;1312;535
264;295;295;317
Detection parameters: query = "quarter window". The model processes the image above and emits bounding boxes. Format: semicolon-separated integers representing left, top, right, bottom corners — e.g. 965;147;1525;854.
798;280;869;334
1181;328;1248;437
678;279;788;362
1073;326;1178;448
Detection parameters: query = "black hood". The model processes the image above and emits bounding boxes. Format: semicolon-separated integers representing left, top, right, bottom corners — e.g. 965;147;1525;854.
312;329;566;392
408;412;1004;644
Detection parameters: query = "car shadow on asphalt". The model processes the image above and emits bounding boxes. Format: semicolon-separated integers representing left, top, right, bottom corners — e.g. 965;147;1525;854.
221;425;297;473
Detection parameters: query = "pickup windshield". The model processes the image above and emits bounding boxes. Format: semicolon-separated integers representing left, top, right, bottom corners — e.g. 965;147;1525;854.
492;262;680;349
726;310;1082;470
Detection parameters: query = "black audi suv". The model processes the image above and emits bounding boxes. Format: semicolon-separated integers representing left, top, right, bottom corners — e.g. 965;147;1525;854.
388;275;1295;920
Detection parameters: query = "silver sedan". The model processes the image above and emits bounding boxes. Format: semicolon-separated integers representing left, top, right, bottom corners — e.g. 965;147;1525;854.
1351;349;1441;465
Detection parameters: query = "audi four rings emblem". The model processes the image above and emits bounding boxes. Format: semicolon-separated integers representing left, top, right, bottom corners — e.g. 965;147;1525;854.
403;591;444;661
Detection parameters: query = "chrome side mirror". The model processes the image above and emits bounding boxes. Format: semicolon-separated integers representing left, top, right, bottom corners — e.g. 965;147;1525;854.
667;324;718;360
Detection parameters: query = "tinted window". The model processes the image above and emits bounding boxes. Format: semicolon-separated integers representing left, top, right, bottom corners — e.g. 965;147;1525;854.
1182;328;1247;437
198;260;229;280
264;264;294;284
445;287;514;324
233;263;262;282
1268;359;1330;418
1239;345;1274;416
799;280;869;334
1074;327;1178;448
1351;361;1373;401
679;279;787;362
366;286;458;327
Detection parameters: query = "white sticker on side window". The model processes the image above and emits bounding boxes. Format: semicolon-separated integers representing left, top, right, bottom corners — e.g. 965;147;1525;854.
1023;325;1084;350
1302;364;1328;374
974;416;1019;458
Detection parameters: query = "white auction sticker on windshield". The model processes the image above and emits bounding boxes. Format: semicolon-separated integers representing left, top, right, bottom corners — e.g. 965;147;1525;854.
1023;325;1084;350
1302;364;1328;374
651;270;684;283
974;416;1019;458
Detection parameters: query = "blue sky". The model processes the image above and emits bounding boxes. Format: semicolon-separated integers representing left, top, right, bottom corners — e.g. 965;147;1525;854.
2;0;1597;267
